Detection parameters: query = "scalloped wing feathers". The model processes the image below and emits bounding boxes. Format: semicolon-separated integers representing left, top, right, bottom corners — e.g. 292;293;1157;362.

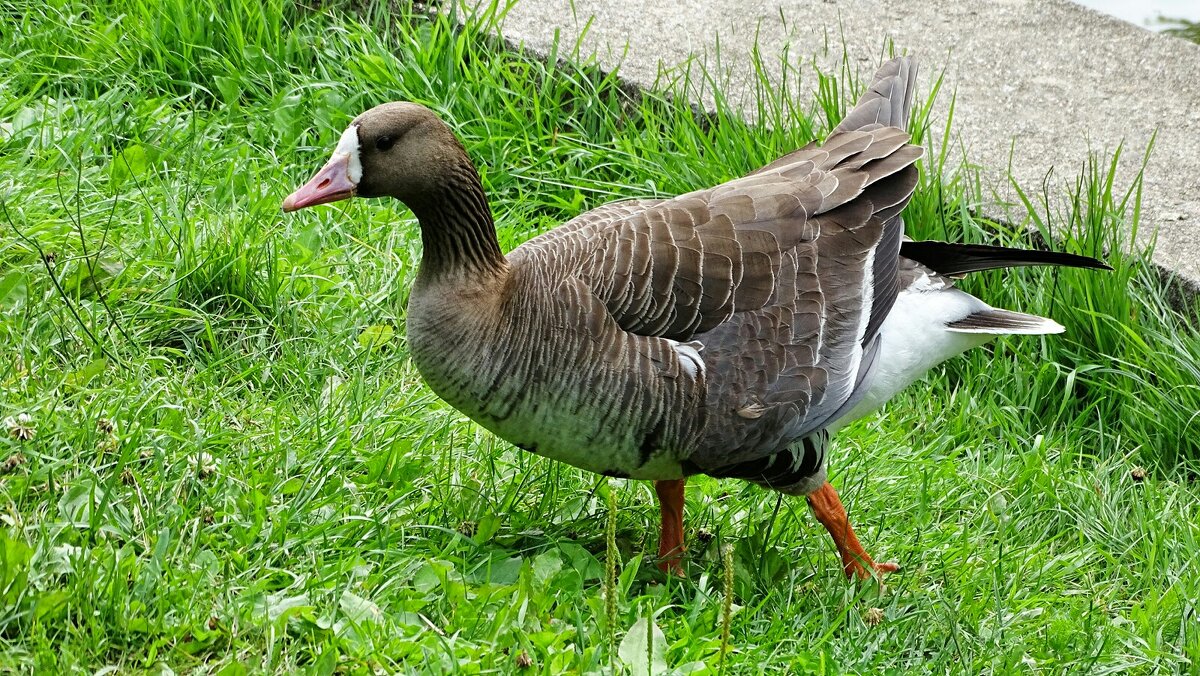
503;58;923;472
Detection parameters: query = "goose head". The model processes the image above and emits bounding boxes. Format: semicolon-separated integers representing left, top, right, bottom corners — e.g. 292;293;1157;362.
282;102;466;213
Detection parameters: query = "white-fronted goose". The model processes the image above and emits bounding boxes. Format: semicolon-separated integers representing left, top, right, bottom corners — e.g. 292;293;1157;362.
283;57;1107;579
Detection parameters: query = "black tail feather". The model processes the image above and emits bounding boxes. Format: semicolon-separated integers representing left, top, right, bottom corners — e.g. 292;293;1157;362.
900;240;1110;276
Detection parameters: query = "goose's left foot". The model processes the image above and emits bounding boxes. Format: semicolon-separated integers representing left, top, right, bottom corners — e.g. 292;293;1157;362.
654;478;687;576
806;481;897;580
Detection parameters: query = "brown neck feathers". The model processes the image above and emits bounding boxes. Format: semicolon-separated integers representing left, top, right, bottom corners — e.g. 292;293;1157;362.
410;161;507;279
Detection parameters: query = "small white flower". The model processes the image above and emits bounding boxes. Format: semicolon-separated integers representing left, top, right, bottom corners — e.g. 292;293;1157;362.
190;451;219;477
864;607;885;626
5;413;35;441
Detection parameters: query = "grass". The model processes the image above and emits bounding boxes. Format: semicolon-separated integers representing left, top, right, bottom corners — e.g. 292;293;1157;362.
1156;15;1200;43
2;0;1200;672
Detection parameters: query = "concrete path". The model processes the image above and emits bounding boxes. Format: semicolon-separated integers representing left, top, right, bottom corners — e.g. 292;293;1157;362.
465;0;1200;285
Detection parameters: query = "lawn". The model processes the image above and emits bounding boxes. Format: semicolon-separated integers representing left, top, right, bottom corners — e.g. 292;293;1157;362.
2;0;1199;673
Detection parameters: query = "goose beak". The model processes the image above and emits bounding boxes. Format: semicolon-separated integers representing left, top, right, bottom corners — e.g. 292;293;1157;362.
282;154;357;212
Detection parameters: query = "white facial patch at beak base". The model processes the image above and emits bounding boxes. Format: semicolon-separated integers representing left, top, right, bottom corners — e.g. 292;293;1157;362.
334;124;363;183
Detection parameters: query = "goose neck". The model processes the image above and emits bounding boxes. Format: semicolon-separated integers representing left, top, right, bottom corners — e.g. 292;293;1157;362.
411;164;507;280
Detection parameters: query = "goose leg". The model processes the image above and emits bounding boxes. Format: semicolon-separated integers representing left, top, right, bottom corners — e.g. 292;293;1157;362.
806;481;898;580
654;478;687;576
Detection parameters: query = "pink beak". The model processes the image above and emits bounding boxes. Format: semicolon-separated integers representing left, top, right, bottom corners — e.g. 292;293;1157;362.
282;154;357;212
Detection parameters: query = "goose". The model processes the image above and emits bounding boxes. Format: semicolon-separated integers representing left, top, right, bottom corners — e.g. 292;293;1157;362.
283;57;1107;579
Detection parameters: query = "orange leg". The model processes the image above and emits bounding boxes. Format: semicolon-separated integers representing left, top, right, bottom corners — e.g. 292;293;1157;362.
654;478;687;576
806;481;898;580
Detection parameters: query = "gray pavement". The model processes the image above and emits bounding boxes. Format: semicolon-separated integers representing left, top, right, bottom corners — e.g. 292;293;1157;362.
463;0;1200;285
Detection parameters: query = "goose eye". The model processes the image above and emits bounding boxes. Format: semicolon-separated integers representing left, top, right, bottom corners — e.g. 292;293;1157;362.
375;135;396;151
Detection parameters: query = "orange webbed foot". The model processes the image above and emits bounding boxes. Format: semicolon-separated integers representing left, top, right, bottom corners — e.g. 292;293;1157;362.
807;481;897;582
842;557;899;581
654;478;688;577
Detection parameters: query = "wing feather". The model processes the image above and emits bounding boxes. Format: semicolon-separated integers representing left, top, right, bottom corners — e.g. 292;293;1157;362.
508;58;924;470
